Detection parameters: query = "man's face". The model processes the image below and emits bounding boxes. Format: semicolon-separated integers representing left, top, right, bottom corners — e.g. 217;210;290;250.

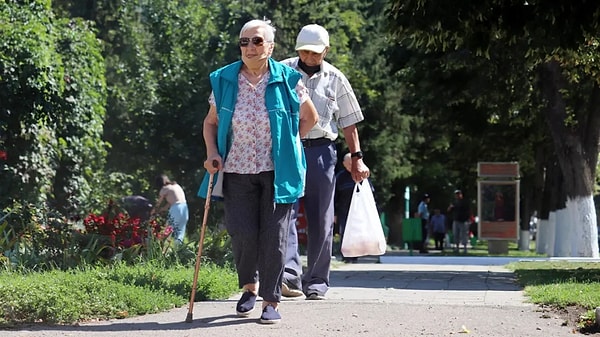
298;49;328;66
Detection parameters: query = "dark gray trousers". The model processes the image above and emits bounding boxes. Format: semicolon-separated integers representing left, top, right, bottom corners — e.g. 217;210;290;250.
223;171;292;303
284;142;336;296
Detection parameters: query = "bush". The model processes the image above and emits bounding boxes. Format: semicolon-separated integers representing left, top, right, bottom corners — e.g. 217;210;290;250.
0;200;224;270
0;202;84;271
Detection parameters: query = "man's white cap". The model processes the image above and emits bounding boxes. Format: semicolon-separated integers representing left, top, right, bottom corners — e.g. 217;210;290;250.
295;24;330;53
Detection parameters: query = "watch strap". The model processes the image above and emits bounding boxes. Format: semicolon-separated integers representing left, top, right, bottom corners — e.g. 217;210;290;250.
351;151;363;159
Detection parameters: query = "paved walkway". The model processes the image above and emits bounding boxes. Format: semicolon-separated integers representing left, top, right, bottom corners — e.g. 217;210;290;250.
3;255;579;337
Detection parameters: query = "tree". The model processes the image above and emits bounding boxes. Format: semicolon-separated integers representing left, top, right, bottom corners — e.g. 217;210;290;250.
51;18;108;215
388;0;600;256
0;0;107;215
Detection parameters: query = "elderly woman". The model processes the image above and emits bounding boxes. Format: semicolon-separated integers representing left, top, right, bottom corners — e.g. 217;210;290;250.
198;19;318;324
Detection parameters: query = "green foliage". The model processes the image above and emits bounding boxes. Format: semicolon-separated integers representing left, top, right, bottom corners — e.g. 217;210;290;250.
0;1;107;217
200;227;234;266
51;17;108;216
0;199;234;272
101;0;222;203
0;261;237;325
0;202;83;271
512;262;600;286
3;0;596;238
388;1;600;58
386;0;600;225
38;0;416;215
0;0;62;208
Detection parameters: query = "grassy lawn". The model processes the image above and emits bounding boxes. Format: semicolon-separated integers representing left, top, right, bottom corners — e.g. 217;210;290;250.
3;236;599;332
508;260;600;330
388;238;600;331
454;239;600;323
438;239;600;329
508;261;600;308
0;262;238;327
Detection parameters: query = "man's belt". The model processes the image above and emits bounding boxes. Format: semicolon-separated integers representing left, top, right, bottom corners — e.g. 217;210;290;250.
301;137;333;148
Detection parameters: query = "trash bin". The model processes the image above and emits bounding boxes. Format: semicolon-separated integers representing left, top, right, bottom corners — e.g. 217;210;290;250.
402;218;422;252
380;212;389;240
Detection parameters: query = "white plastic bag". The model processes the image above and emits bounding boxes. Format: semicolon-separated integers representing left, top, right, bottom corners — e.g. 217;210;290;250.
341;181;387;257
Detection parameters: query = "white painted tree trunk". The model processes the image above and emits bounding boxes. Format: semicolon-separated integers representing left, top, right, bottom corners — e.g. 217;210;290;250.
518;229;530;251
567;196;599;257
536;218;548;255
546;212;556;257
553;208;571;257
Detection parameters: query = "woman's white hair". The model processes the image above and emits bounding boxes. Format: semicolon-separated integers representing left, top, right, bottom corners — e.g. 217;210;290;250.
240;18;276;42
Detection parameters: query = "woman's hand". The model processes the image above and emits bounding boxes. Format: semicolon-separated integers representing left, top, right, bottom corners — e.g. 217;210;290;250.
204;156;221;174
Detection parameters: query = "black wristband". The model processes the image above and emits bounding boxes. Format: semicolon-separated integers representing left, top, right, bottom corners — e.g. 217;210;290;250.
351;151;363;159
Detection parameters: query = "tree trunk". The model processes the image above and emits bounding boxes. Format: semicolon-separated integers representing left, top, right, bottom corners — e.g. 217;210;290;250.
537;157;560;254
538;60;599;257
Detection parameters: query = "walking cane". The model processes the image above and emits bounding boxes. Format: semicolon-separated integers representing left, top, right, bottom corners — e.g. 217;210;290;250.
185;160;218;323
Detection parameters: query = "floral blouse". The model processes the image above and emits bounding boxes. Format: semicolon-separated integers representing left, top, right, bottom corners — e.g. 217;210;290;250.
209;72;308;174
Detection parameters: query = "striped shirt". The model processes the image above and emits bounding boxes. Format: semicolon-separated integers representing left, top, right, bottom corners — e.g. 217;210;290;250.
279;57;364;141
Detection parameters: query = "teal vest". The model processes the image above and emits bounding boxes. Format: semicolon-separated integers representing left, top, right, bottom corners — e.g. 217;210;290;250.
197;58;306;203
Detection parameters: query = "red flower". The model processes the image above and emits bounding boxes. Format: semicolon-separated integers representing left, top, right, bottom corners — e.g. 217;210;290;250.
0;150;6;160
120;239;133;248
83;205;171;252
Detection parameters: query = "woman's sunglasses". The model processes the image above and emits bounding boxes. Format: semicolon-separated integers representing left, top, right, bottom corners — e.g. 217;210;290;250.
239;37;265;47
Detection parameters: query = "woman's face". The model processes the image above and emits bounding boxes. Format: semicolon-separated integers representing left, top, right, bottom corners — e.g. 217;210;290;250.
239;26;274;68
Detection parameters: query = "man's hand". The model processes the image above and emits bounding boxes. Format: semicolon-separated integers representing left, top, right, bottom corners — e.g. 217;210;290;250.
351;158;370;183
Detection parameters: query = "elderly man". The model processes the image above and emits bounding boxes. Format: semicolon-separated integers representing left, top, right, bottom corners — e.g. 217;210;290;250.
280;24;370;300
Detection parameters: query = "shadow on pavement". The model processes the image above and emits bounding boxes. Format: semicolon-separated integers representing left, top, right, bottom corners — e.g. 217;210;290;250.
5;314;265;333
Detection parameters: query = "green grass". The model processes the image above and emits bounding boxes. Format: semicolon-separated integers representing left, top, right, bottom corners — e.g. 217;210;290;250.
460;240;545;257
508;261;600;309
508;260;600;330
3;240;598;328
0;261;238;326
389;239;600;328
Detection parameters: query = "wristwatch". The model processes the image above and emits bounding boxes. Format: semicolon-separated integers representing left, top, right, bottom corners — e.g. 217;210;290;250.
350;151;364;159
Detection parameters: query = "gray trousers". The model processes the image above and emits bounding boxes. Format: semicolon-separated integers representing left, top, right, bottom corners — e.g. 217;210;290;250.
223;172;292;303
453;220;470;246
284;142;336;296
